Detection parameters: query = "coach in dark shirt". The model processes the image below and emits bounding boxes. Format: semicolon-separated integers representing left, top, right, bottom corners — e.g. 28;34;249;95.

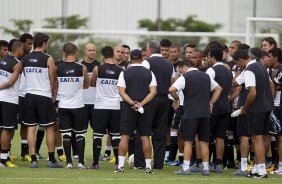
142;40;174;169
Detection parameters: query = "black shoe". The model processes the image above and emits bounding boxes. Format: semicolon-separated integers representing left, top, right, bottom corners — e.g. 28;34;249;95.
254;173;268;179
114;167;125;173
145;167;154;174
247;173;268;179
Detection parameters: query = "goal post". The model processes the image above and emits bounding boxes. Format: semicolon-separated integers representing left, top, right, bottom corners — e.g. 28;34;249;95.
246;17;282;47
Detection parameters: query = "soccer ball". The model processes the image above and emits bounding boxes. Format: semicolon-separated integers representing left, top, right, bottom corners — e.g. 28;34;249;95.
128;154;134;168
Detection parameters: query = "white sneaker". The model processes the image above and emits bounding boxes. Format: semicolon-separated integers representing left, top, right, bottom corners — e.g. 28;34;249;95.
66;163;73;169
272;169;282;175
78;163;88;169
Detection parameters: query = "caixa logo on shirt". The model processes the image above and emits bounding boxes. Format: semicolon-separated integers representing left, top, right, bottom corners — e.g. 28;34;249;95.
0;70;8;77
101;79;117;85
25;68;42;73
60;77;80;82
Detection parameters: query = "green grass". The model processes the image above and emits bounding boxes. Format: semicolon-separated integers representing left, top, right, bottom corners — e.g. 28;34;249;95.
1;128;281;184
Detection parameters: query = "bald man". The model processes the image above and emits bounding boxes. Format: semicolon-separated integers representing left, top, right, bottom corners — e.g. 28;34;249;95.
81;43;100;129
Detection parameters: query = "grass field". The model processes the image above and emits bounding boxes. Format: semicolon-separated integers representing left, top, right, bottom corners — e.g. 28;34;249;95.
1;128;281;184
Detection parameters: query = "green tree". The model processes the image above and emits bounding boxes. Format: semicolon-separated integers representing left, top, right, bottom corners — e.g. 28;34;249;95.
0;19;33;38
137;15;222;48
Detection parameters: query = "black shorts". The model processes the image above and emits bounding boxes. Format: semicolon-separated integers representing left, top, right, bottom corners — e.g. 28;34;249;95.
23;93;57;127
248;111;271;136
93;109;121;135
237;114;249;137
18;96;25;124
273;106;282;136
228;116;237;132
171;105;184;129
167;100;174;127
58;107;87;134
0;101;18;130
210;113;229;138
182;118;210;142
120;103;152;136
84;104;94;129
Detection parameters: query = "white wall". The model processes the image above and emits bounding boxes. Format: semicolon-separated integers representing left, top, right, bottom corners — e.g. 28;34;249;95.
1;0;281;42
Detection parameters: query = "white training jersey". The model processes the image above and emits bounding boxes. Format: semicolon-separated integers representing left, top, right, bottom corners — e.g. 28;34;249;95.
23;51;52;98
94;63;123;110
57;61;85;109
0;55;21;104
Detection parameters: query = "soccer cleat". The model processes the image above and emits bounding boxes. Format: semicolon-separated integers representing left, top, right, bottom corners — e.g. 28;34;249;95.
232;169;248;176
21;155;32;162
247;173;268;179
9;155;17;162
266;163;275;173
47;161;63;168
5;161;18;168
271;169;282;175
109;157;116;163
89;164;99;170
202;169;211;176
66;163;73;169
145;167;154;174
211;164;223;173
174;168;191;175
36;153;44;160
58;154;66;162
164;159;174;165
30;161;39;168
168;160;183;167
0;162;5;167
190;163;203;172
78;163;88;169
114;167;125;173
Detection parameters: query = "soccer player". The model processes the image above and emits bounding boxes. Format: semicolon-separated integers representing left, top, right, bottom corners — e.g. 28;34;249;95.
0;40;9;59
234;49;274;178
122;44;130;62
57;42;89;169
169;59;222;176
18;33;33;162
22;32;62;168
90;46;123;169
81;43;100;129
206;48;233;173
160;39;172;60
115;49;157;173
0;40;23;167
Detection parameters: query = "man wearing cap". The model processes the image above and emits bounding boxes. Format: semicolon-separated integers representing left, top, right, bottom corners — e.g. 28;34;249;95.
115;49;157;173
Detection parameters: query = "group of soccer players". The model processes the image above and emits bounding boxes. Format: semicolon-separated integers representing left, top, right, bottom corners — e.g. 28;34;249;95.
0;32;282;179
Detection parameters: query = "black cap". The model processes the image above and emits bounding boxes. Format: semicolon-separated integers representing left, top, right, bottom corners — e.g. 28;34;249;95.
130;49;142;60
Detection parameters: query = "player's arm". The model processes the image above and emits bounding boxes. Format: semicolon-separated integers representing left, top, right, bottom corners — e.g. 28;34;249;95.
241;86;256;114
0;62;22;90
47;56;58;102
209;78;222;113
90;66;98;87
140;72;157;107
82;66;90;89
118;87;136;106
